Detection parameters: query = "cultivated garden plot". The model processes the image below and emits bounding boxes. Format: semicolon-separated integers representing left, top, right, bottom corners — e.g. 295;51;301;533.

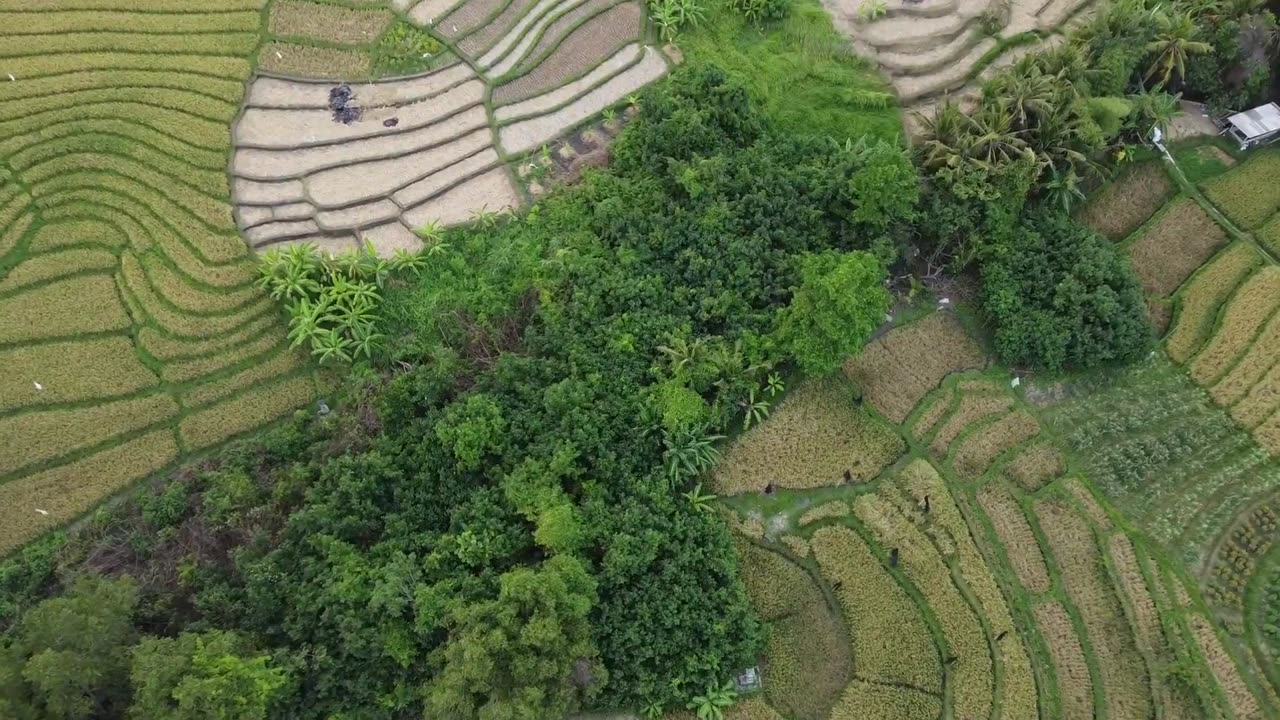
0;0;314;555
817;0;1091;115
232;0;672;255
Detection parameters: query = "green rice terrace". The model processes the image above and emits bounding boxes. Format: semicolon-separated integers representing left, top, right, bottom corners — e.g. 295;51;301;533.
2;0;1280;718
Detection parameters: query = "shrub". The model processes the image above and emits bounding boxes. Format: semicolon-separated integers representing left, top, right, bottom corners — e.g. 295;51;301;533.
981;210;1150;371
371;21;444;77
776;250;890;376
729;0;791;24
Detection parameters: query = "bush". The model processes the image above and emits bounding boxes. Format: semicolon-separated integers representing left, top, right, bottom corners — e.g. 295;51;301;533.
728;0;791;24
981;210;1150;371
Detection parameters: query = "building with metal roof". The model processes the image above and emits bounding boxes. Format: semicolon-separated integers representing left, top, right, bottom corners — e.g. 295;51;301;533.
1224;102;1280;149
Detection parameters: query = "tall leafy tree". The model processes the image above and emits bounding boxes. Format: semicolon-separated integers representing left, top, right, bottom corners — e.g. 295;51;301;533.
128;631;289;720
777;251;890;375
1145;9;1213;86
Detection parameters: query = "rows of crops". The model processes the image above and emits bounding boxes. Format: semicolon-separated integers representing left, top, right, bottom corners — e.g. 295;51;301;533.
718;310;1276;718
0;0;314;555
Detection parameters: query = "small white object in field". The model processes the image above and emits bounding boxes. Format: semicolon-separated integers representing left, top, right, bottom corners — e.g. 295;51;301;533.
33;381;43;391
1010;377;1021;388
939;297;951;305
451;23;457;32
276;51;283;59
884;313;893;322
34;508;48;516
6;73;14;82
422;52;432;58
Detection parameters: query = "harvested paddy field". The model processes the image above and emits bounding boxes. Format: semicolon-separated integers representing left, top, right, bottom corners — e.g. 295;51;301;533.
1080;161;1176;241
235;0;670;255
0;0;314;556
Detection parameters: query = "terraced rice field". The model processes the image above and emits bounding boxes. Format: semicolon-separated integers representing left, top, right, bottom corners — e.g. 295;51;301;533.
725;306;1278;719
819;0;1092;117
0;0;315;556
232;0;670;254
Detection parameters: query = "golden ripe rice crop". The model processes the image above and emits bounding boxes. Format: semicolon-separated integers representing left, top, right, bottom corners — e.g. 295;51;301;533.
1002;442;1066;492
951;410;1041;481
978;486;1051;593
1167;242;1262;363
845;312;987;423
1188;614;1264;720
1189;266;1280;386
1202;148;1280;229
0;0;311;555
1127;198;1229;299
268;0;392;44
797;500;850;526
854;493;993;720
711;377;903;495
928;393;1014;457
812;525;942;691
910;387;954;440
828;680;942;720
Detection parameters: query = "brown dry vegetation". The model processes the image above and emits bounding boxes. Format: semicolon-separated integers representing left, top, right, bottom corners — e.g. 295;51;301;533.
1209;308;1280;407
951;410;1041;480
257;41;371;79
268;0;392;44
1202;148;1280;229
978;486;1051;593
1036;500;1151;720
1002;442;1066;492
0;337;158;410
1107;534;1163;672
1078;161;1174;240
0;394;178;478
1189;266;1280;386
1248;407;1280;455
928;393;1014;457
910;387;954;440
1128;198;1229;298
811;525;942;692
1065;478;1111;528
1167;243;1262;363
1230;359;1280;429
1034;601;1096;720
711;377;903;495
844;313;987;423
178;374;314;451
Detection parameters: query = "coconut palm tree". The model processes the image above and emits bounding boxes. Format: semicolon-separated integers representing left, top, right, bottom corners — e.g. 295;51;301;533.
1144;10;1213;87
987;66;1058;130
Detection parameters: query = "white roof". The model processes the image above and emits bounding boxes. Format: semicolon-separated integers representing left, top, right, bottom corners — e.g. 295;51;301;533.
1227;103;1280;140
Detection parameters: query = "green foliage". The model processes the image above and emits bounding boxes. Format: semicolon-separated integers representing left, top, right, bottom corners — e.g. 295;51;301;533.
857;0;886;21
140;482;188;530
434;393;507;472
686;681;738;719
371;21;444;78
257;241;420;364
649;0;707;41
1144;9;1213;87
981;210;1151;371
677;0;901;142
0;532;67;630
425;555;602;719
1086;96;1136;137
729;0;792;25
7;576;138;720
128;631;289;720
778;250;890;376
655;378;710;433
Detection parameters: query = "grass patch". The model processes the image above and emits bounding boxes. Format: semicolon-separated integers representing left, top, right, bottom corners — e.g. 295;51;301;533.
1190;266;1280;387
1078;160;1175;241
258;41;371;79
1167;242;1263;364
372;20;447;78
1259;213;1280;256
678;0;902;143
711;376;904;495
845;312;988;424
1173;141;1237;185
1127;197;1229;299
928;393;1013;457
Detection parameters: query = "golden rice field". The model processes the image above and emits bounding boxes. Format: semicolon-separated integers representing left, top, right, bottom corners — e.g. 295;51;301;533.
0;0;314;556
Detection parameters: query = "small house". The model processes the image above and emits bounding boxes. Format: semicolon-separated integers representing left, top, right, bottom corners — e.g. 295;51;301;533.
1223;102;1280;150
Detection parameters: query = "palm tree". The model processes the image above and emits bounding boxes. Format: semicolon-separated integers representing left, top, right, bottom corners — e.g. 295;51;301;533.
657;336;706;378
662;427;723;487
1144;10;1212;88
1043;169;1086;212
1130;88;1182;136
988;67;1058;130
968;103;1033;168
740;388;770;431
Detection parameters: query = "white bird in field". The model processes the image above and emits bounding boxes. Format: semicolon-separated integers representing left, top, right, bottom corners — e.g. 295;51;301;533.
7;74;14;82
34;509;48;516
276;51;283;59
33;381;43;391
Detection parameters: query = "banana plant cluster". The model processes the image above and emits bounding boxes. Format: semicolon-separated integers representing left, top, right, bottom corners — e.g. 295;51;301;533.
257;242;430;365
